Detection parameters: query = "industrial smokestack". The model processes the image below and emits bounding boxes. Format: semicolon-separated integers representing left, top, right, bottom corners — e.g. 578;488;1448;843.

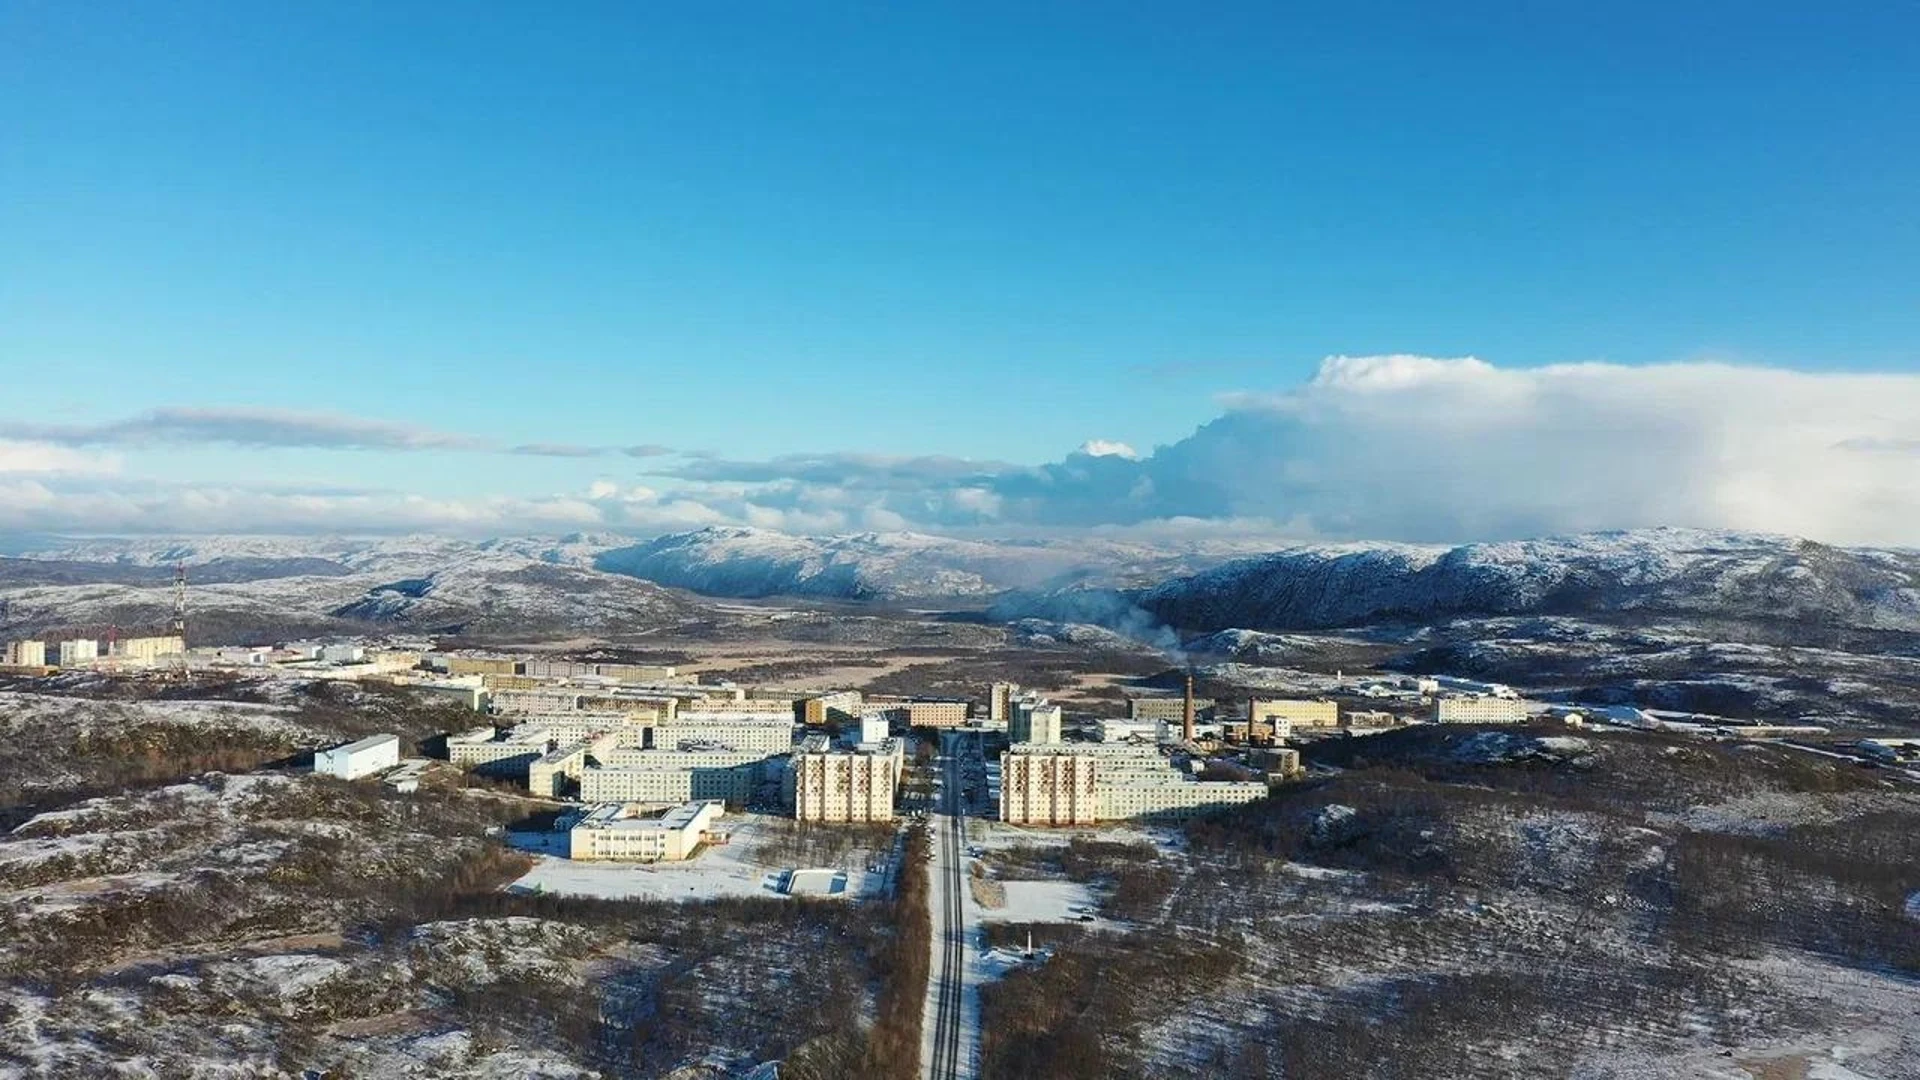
1183;670;1196;743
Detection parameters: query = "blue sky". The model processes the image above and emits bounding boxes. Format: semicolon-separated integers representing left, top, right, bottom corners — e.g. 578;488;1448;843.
2;3;1917;541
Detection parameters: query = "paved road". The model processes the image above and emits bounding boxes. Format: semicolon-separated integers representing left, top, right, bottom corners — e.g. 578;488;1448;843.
924;735;972;1080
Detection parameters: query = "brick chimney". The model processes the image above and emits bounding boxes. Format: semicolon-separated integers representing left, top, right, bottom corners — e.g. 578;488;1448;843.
1183;671;1196;743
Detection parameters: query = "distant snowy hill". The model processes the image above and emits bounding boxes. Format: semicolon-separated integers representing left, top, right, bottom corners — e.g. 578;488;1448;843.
0;534;693;642
592;526;1261;602
1138;528;1920;633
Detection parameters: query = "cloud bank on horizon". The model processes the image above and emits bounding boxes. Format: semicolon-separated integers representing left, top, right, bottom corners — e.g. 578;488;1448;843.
2;357;1917;546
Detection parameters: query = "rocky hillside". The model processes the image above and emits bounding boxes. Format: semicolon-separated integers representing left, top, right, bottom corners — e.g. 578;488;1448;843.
0;538;698;644
1139;528;1920;633
593;526;1257;603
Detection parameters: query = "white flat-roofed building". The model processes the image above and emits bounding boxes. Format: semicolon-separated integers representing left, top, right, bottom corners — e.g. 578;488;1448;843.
650;713;795;755
1433;696;1529;724
57;639;99;666
1001;742;1268;825
315;733;401;780
528;732;622;798
1096;776;1267;820
491;687;587;714
112;635;185;665
447;724;553;775
1009;699;1063;745
858;712;891;744
578;749;769;805
569;800;722;862
2;640;47;667
1250;698;1338;733
793;738;899;822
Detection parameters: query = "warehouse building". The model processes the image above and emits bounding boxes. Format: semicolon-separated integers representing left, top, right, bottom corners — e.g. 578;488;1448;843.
315;734;401;780
569;800;722;862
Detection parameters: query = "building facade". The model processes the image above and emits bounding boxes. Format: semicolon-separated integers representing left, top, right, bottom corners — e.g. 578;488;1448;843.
1433;696;1530;724
792;742;899;822
1009;699;1063;745
2;640;47;667
569;800;721;862
315;734;401;780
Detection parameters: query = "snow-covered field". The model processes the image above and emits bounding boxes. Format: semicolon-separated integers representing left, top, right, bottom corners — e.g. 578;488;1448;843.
506;813;889;903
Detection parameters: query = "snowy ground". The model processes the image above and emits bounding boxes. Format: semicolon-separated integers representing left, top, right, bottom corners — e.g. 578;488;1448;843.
506;813;887;902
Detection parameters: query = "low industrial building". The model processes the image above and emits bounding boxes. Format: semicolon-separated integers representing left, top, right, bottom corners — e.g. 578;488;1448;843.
1433;696;1530;724
792;736;900;822
315;734;402;780
569;800;722;862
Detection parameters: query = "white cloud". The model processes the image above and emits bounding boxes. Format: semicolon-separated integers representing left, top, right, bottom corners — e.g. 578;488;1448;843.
0;440;121;476
3;358;1917;545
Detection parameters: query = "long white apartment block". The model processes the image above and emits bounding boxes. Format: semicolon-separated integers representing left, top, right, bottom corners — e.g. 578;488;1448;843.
447;725;554;774
1433;696;1530;724
1000;742;1268;826
577;749;770;805
2;640;47;667
649;712;796;755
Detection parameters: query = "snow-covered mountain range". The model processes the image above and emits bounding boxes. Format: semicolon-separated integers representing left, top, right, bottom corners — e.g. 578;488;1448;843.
590;526;1265;602
1135;528;1920;633
6;527;1918;643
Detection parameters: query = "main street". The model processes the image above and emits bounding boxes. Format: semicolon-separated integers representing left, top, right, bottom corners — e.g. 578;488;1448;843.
922;732;979;1080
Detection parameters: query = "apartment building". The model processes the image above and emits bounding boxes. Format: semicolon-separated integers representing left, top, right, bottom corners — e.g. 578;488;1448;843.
802;690;864;726
447;725;553;775
2;640;47;668
649;713;795;755
988;682;1021;726
528;732;622;798
1250;698;1339;732
792;738;900;822
1000;743;1268;825
111;635;185;664
1000;749;1099;826
1009;699;1063;745
888;699;970;729
1433;696;1530;724
569;800;721;862
57;639;99;666
578;750;768;805
1128;695;1215;724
